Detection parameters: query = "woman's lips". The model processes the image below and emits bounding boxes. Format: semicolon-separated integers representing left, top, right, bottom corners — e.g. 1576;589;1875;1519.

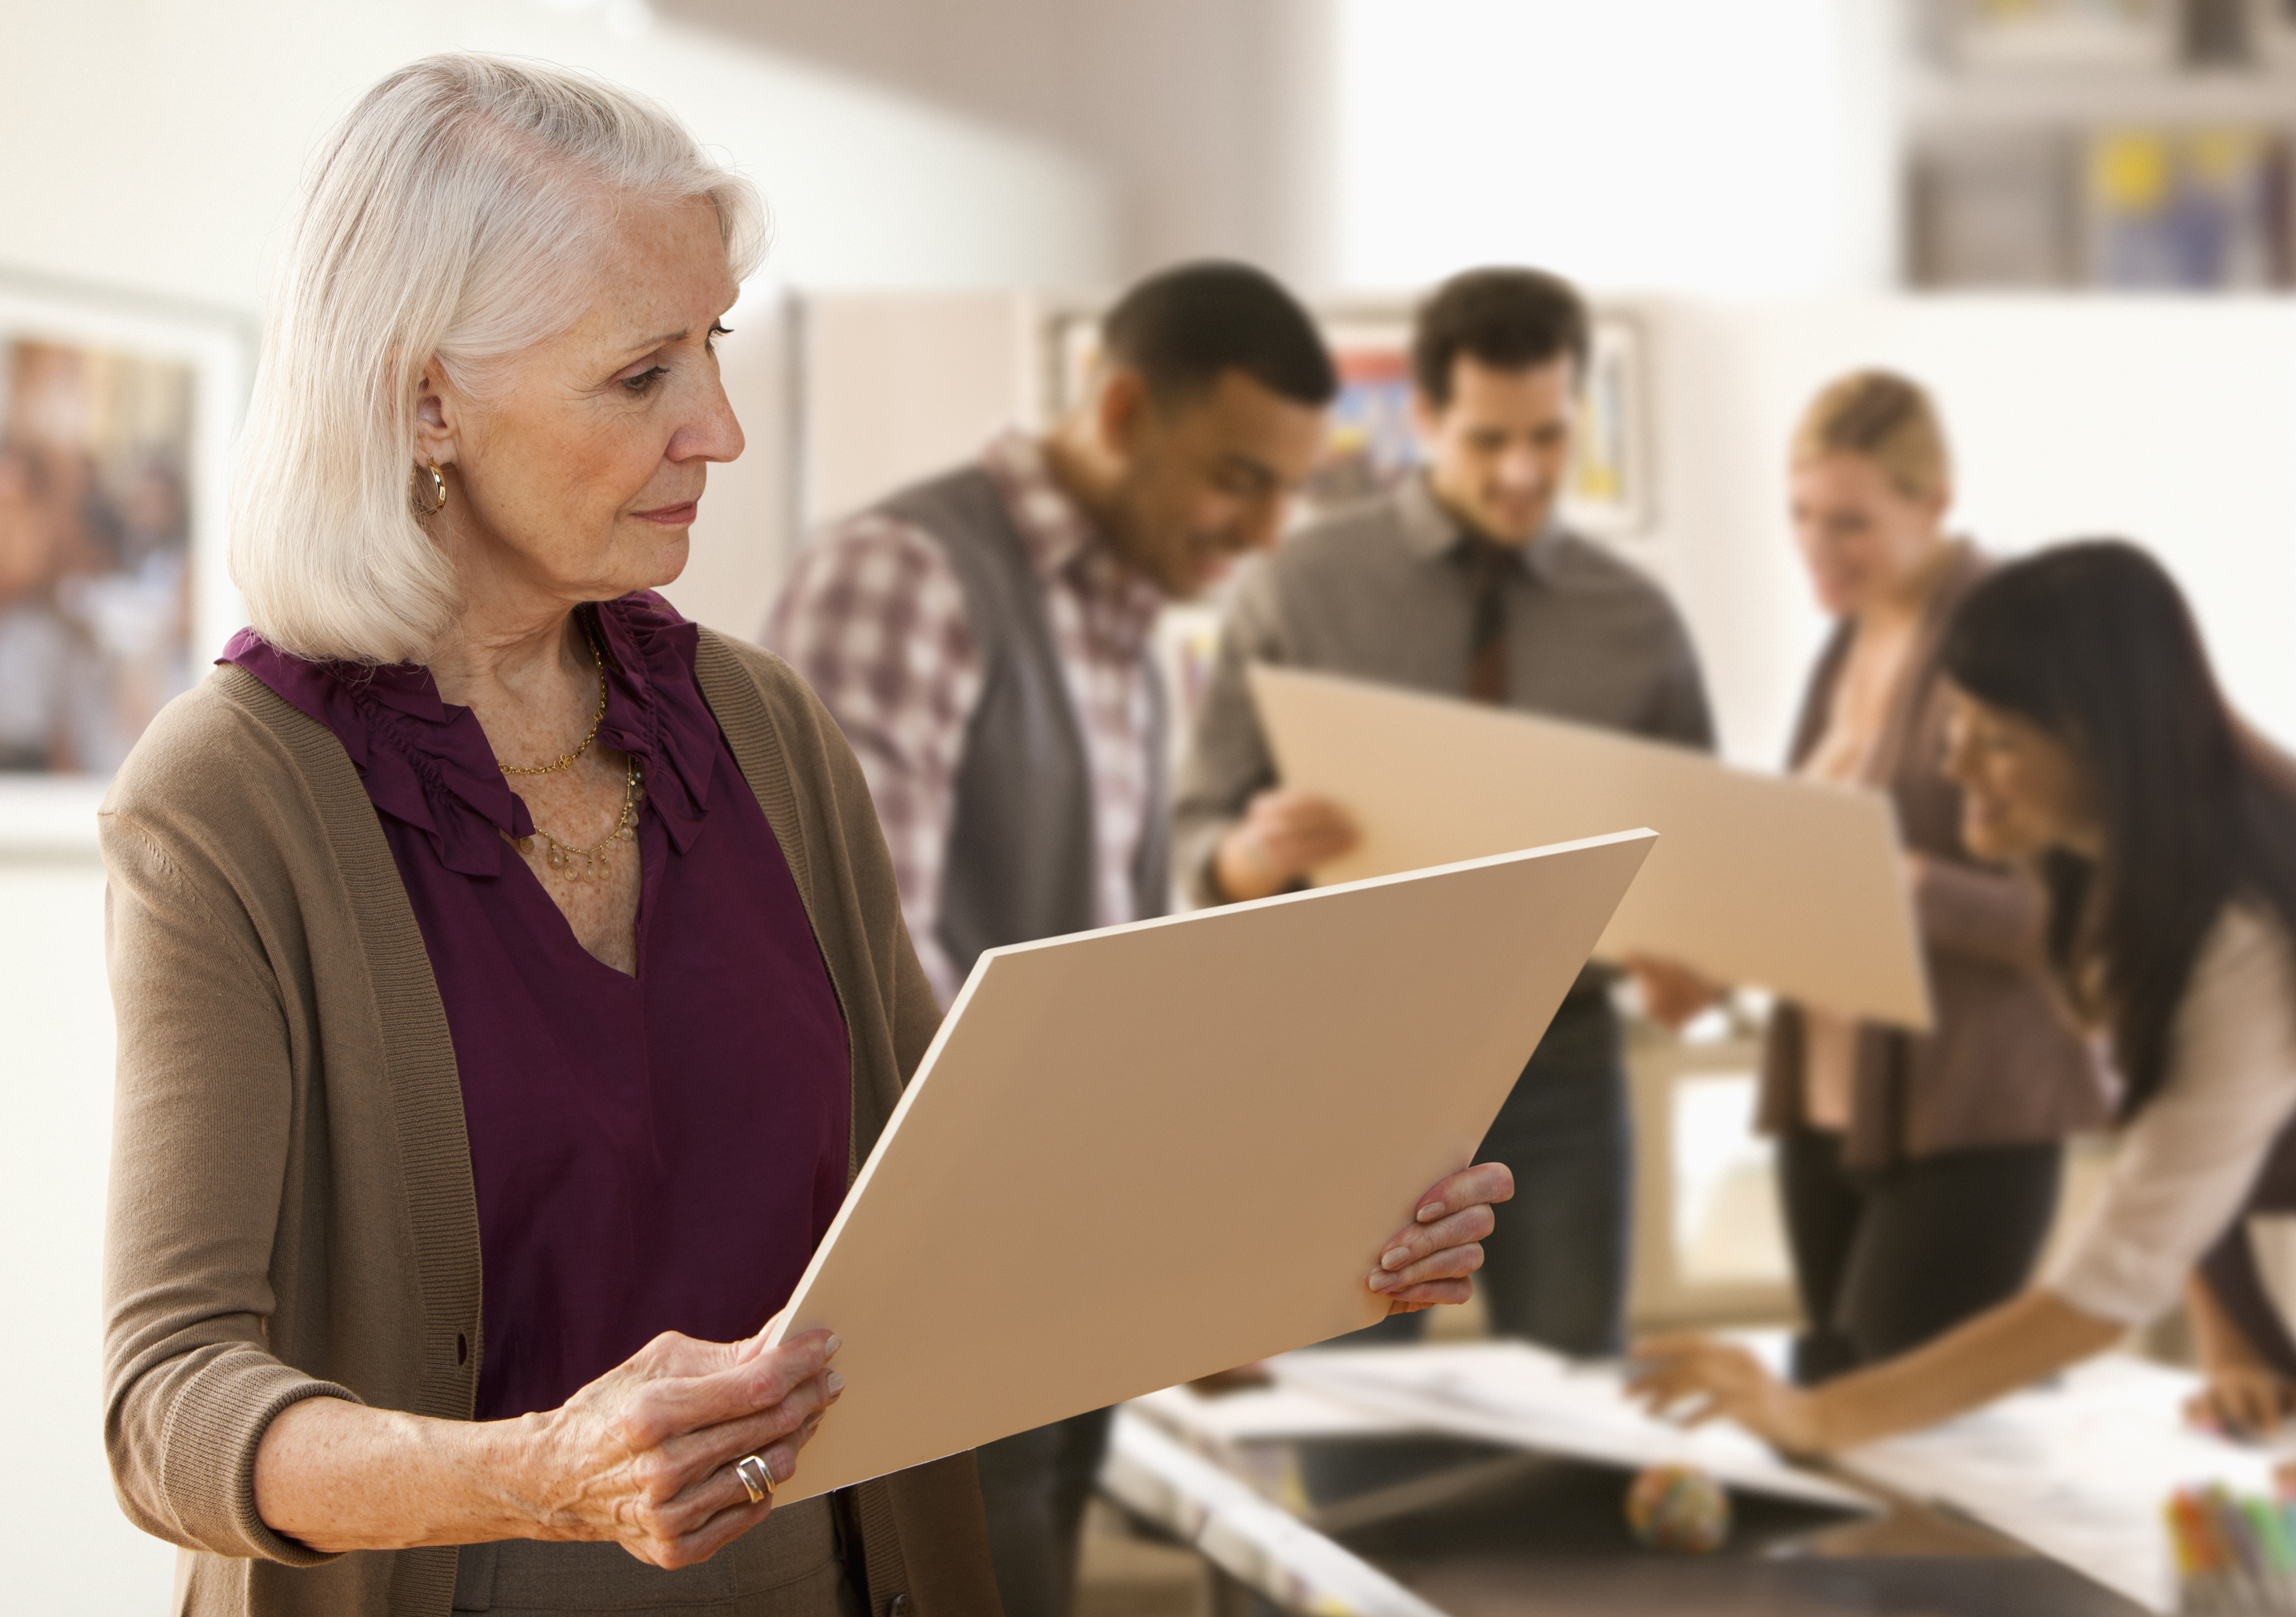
632;500;700;526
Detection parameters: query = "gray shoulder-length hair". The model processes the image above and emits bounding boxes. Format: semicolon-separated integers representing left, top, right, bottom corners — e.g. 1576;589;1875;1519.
230;55;767;664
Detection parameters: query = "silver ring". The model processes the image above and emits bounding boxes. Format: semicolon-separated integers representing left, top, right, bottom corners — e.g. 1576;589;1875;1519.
735;1453;774;1504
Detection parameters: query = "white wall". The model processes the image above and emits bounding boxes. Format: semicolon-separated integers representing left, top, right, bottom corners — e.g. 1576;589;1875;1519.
0;0;1115;312
1630;296;2296;767
0;854;169;1608
1334;0;1899;297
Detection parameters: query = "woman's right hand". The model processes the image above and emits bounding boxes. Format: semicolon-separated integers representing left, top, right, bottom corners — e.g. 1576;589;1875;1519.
523;1325;844;1568
2185;1364;2296;1441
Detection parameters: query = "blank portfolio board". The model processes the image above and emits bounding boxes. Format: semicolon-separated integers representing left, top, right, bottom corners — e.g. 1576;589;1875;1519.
1249;664;1932;1030
763;830;1657;1501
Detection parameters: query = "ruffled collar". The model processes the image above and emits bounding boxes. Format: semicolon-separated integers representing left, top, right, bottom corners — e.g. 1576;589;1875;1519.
222;592;714;878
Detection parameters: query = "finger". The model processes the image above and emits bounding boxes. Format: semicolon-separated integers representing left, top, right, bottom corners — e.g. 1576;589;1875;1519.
650;1401;837;1552
1381;1276;1473;1311
642;1489;774;1571
624;1334;838;1449
656;1368;844;1485
1369;1241;1482;1296
1408;1162;1515;1227
1374;1206;1495;1275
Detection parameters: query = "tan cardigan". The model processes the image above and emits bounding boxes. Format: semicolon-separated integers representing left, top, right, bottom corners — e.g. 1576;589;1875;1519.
99;630;1000;1617
1756;545;2111;1168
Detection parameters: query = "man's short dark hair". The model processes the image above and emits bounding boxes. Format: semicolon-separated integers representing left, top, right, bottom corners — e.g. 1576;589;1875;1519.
1100;260;1338;410
1411;267;1589;408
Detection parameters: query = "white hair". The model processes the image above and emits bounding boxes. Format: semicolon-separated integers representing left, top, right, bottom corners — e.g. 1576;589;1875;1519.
230;54;767;663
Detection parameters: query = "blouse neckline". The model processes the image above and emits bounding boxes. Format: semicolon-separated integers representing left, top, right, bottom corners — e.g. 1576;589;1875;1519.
220;591;716;878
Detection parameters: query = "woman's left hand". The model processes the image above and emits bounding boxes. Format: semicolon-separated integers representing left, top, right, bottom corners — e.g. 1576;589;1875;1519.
1626;1334;1827;1458
1366;1162;1515;1315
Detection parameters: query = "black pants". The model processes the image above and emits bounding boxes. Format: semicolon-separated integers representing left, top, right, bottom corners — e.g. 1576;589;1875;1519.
1779;1126;2063;1386
1326;992;1631;1357
971;1406;1114;1617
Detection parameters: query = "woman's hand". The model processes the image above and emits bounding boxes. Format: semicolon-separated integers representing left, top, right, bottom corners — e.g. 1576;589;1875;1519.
253;1326;844;1564
2186;1364;2296;1441
524;1326;844;1568
2183;1273;2295;1442
1367;1162;1515;1315
1626;1334;1826;1459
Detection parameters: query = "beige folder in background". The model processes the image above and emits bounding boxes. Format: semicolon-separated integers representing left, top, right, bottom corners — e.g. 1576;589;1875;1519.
1248;664;1933;1030
762;829;1657;1502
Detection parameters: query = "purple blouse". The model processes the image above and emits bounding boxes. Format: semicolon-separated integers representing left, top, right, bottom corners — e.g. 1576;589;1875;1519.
224;594;850;1420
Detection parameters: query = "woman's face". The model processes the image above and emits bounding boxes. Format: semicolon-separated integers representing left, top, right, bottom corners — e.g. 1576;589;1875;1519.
420;195;743;612
1940;685;2105;862
1790;452;1947;617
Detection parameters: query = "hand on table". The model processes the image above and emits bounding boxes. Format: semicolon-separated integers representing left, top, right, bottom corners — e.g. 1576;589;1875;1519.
1623;953;1728;1032
1213;790;1358;903
2185;1363;2296;1442
528;1325;845;1568
1626;1333;1826;1459
1368;1162;1515;1315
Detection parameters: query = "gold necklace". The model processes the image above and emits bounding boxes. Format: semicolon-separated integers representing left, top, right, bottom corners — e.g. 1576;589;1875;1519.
498;632;608;776
518;757;643;882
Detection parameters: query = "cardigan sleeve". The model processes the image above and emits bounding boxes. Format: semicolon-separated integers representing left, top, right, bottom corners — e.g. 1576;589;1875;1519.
99;733;361;1567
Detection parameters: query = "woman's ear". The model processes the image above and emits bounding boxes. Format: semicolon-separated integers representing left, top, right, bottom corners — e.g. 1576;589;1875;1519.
1922;483;1954;531
412;359;459;466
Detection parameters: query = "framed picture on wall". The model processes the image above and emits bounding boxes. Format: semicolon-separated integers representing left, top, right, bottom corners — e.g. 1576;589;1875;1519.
0;277;248;807
1306;316;1419;514
1563;312;1655;539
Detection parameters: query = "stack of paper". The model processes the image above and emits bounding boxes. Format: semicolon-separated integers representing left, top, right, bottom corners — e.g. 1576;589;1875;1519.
1257;1342;1872;1512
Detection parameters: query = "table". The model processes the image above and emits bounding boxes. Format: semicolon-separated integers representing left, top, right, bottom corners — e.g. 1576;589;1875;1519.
1101;1343;2273;1617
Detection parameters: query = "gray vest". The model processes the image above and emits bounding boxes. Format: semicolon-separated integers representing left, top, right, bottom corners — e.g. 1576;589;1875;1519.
876;464;1169;983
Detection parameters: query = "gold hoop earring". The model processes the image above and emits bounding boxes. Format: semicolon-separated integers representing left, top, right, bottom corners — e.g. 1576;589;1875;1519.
412;460;448;517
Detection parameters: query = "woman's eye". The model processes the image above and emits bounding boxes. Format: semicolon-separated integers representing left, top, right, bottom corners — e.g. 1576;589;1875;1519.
619;365;669;395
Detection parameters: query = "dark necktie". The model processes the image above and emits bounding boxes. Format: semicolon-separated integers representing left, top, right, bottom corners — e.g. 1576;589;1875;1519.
1462;537;1512;705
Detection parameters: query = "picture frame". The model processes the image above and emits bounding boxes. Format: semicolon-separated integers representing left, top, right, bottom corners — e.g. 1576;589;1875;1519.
1566;311;1656;539
0;274;250;846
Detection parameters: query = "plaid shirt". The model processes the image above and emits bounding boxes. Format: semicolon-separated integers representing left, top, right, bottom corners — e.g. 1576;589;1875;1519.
764;432;1165;1006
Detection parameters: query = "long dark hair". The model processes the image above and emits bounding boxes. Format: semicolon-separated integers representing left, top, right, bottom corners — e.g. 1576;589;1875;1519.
1938;539;2296;1118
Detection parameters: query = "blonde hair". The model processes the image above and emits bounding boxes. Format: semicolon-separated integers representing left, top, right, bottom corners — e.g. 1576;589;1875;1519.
1790;369;1952;505
230;55;768;663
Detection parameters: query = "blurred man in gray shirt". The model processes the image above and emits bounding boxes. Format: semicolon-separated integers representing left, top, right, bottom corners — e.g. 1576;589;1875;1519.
1174;266;1713;1357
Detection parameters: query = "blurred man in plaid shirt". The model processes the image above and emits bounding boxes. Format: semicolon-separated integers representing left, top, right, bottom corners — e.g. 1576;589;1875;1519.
764;261;1336;1617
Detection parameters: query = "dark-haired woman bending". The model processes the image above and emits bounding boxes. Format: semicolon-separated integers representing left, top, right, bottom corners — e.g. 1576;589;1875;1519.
1629;538;2296;1455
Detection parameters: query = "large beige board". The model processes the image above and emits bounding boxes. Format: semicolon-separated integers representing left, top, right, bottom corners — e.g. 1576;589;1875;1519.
763;831;1657;1501
1250;665;1932;1030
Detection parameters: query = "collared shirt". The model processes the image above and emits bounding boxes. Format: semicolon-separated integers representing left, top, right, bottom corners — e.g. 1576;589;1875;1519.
764;431;1165;1004
1174;472;1715;905
223;594;851;1420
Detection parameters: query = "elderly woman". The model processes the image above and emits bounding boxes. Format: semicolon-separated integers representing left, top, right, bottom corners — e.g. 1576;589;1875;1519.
100;56;1509;1617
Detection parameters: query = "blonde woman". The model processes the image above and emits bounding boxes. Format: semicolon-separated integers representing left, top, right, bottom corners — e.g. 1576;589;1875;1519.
1757;372;2107;1384
98;56;1512;1617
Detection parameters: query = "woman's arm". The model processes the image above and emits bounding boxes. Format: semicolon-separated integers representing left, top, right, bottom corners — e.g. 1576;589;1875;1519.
1628;1288;2122;1456
1907;851;2053;974
254;1329;841;1567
